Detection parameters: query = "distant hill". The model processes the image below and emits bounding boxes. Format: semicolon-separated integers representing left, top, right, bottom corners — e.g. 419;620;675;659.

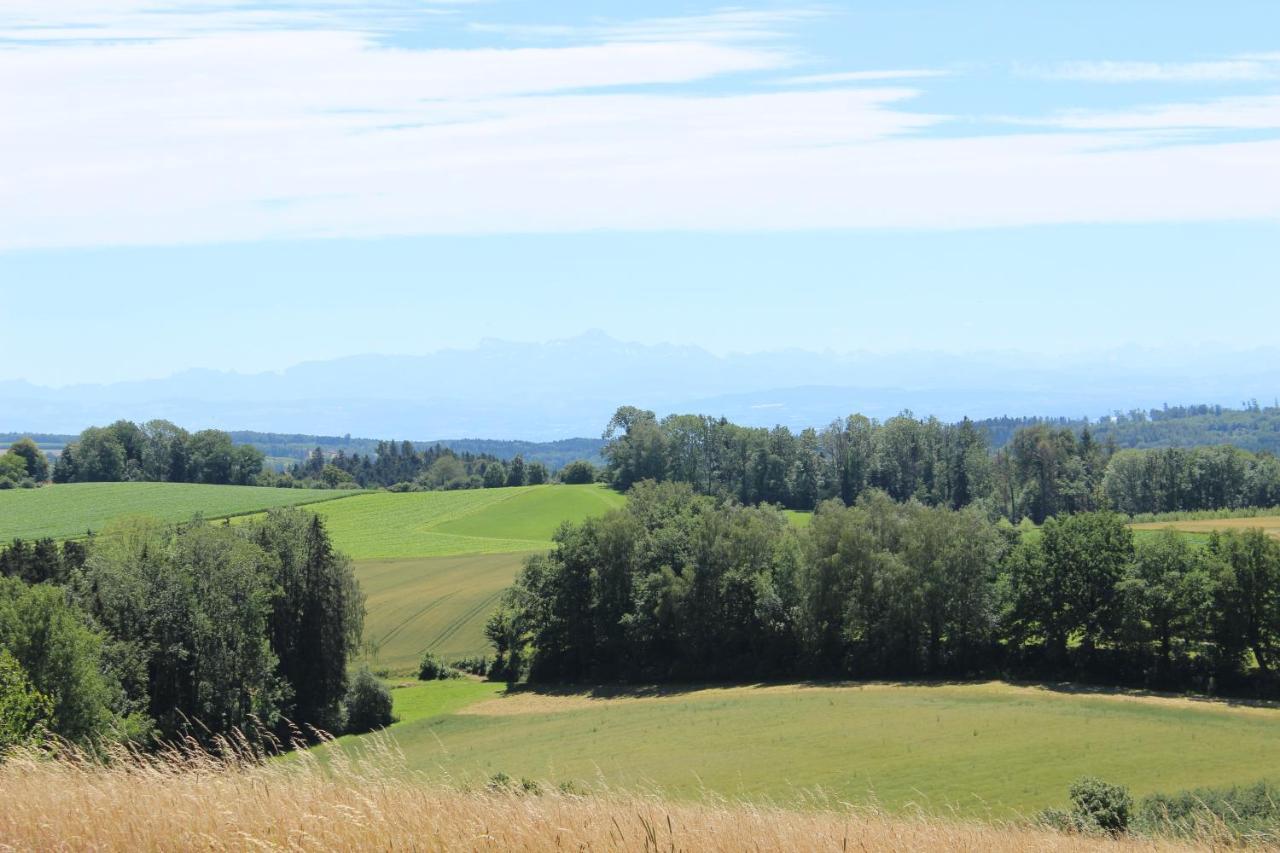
7;403;1280;467
2;332;1277;439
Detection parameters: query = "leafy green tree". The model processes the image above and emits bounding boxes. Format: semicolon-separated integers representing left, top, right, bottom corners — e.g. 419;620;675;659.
483;461;507;488
559;460;596;484
0;453;27;488
1207;529;1280;681
526;461;549;485
69;427;127;482
1004;512;1133;665
506;455;526;487
602;406;667;490
8;437;49;482
75;519;283;739
422;454;466;489
343;668;393;733
1117;530;1214;680
0;578;118;742
0;648;53;749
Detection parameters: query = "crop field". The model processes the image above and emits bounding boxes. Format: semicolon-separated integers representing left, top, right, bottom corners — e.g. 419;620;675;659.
1131;515;1280;540
349;680;1280;818
358;553;530;669
0;482;353;542
311;484;626;560
324;485;626;672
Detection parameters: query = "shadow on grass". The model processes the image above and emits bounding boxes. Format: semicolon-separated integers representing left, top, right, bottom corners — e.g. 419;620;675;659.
498;677;1280;712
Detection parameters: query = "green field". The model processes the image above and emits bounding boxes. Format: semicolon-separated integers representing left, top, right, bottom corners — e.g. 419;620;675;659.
0;482;354;542
322;485;626;672
359;553;530;669
341;679;1280;818
313;484;626;560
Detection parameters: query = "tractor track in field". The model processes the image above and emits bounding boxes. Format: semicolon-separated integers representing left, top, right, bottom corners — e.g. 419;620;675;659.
378;592;459;647
428;589;506;651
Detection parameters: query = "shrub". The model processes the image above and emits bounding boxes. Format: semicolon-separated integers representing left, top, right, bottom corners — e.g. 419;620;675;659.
417;652;460;680
449;656;491;677
1138;779;1280;838
558;460;596;485
1069;777;1132;834
343;669;394;733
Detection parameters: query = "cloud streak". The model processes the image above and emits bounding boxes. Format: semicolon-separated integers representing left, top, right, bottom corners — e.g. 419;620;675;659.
2;4;1279;249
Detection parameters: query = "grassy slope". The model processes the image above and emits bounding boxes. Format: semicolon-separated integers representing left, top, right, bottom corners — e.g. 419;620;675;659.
319;485;626;670
314;484;626;560
356;680;1280;818
358;553;529;668
0;482;353;541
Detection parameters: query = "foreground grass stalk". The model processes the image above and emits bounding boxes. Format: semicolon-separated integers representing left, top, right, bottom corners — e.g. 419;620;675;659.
0;738;1203;852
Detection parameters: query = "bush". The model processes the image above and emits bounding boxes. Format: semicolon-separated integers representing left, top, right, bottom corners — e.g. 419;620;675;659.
558;460;596;485
1138;779;1280;838
343;669;395;733
449;656;490;677
1069;777;1132;834
417;652;460;681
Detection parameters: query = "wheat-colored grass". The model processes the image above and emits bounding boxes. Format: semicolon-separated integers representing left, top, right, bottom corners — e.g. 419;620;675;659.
0;737;1210;852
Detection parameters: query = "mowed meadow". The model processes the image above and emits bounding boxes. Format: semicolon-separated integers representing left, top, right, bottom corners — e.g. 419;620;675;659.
332;678;1280;819
0;481;351;541
0;481;626;672
312;484;627;670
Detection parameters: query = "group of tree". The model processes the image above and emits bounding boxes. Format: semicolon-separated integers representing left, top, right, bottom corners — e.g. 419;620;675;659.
0;438;50;488
977;401;1280;453
601;407;1280;522
283;439;589;491
51;421;264;486
488;481;1280;696
0;509;372;749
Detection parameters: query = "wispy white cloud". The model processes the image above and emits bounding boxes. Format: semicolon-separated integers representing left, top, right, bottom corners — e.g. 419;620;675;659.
781;69;950;85
470;9;824;44
1037;57;1280;82
1036;94;1280;130
1;4;1279;249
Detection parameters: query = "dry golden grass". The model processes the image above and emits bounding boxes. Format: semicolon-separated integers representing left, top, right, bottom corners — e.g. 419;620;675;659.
0;737;1213;852
1130;516;1280;538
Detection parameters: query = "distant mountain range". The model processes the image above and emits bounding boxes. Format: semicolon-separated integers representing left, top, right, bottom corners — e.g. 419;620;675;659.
3;331;1278;440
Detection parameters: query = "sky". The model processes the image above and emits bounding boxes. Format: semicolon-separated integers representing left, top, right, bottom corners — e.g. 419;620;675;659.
2;1;1279;386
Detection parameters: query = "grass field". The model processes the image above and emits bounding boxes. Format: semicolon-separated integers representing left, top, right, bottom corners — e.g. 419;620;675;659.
312;484;626;560
349;679;1280;818
325;485;627;672
0;482;354;542
358;553;530;669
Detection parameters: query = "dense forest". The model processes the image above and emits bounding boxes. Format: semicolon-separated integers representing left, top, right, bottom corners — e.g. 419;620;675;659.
601;407;1280;521
487;482;1280;695
975;401;1280;451
0;511;372;747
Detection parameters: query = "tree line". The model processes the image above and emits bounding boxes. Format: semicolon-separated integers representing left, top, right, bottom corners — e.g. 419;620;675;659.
50;420;265;486
283;440;553;490
0;510;370;748
487;481;1280;695
601;407;1280;522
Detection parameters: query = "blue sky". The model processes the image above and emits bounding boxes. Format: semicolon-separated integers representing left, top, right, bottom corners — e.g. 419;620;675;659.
2;2;1278;385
